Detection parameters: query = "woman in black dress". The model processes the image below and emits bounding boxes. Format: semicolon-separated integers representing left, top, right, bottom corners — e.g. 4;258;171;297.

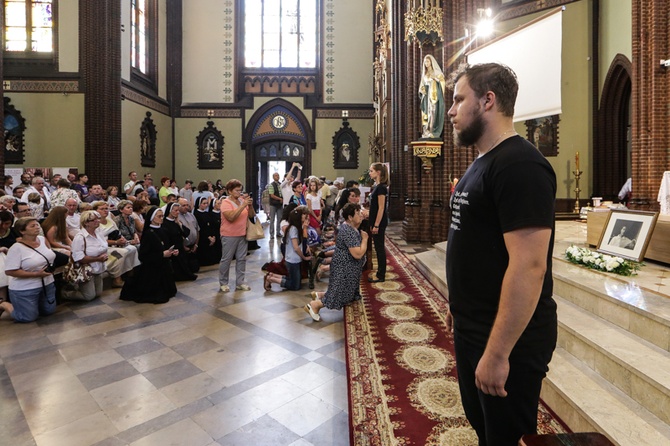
120;207;178;304
159;202;198;281
367;162;389;283
193;197;221;266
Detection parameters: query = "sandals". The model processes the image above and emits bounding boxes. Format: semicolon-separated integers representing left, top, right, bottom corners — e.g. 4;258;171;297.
304;303;321;322
310;291;321;301
264;273;272;291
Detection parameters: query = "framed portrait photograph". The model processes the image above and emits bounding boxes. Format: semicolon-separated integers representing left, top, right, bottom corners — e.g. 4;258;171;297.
332;120;360;169
597;210;659;262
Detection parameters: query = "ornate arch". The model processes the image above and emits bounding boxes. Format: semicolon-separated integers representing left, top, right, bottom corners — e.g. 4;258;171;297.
242;98;315;198
595;54;632;200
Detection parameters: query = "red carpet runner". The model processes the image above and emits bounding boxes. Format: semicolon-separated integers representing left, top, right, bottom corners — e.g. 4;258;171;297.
344;241;568;445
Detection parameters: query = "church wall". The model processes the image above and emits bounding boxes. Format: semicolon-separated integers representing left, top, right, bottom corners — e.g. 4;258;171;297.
503;1;592;199
59;0;79;72
599;0;632;96
121;101;173;180
328;0;374;104
314;118;374;181
181;0;228;104
174;117;243;185
4;93;85;169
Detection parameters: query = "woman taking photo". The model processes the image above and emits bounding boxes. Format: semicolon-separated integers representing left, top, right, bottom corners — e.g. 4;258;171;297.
264;207;312;291
304;203;368;321
0;217;57;322
61;210;108;301
218;179;254;292
41;206;73;255
367;162;389;283
120;206;178;304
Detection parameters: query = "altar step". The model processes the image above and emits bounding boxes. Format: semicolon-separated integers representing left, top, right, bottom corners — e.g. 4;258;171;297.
413;243;670;445
414;241;447;298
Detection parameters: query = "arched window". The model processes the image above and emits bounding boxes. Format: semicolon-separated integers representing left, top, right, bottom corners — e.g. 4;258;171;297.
243;0;317;69
4;0;53;53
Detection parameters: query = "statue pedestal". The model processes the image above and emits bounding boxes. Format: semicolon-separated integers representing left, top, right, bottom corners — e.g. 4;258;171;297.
411;140;443;172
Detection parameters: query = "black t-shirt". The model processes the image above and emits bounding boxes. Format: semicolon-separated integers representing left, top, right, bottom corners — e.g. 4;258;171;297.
446;136;557;354
369;184;388;228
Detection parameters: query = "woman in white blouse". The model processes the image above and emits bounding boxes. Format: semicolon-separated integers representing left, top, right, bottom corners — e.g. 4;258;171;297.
0;217;57;322
61;210;109;301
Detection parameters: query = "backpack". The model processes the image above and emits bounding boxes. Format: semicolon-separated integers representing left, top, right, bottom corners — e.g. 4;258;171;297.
269;182;282;207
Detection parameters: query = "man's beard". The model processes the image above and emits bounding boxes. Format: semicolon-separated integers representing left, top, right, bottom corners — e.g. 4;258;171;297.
453;106;485;148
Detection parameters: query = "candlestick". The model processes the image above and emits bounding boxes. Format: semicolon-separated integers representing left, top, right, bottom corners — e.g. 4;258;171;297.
575;152;580;171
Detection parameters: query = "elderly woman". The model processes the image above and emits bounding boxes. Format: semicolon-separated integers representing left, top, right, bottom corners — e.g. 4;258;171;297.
90;201;140;287
304;203;368;322
41;206;73;255
120;206;177;304
159;202;197;281
114;200;140;246
0;217;57;322
61;210;108;301
218;179;255;292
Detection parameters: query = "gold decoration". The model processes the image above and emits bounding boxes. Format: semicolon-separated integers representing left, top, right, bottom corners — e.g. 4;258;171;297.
411;140;443;172
405;3;444;46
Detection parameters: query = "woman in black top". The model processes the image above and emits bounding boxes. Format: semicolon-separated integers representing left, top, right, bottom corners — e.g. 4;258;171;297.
367;163;389;282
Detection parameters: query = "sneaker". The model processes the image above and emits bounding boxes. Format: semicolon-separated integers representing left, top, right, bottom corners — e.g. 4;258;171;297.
304;303;321;322
236;284;251;291
220;285;230;292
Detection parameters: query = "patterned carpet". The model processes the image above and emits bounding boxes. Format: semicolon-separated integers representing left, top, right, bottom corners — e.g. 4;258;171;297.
345;239;567;445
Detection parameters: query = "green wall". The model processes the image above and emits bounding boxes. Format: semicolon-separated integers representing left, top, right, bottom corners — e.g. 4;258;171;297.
121;101;173;180
5;93;85;170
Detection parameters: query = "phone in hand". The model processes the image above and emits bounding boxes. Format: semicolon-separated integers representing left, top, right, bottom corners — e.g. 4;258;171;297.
168;245;175;251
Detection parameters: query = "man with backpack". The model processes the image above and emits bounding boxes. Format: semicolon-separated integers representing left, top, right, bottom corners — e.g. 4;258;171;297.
268;172;283;238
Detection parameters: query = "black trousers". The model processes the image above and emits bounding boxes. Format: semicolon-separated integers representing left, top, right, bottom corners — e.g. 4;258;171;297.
370;226;386;280
453;332;554;446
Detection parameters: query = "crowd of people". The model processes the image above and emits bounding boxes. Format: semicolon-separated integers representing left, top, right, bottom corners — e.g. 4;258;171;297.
0;164;390;325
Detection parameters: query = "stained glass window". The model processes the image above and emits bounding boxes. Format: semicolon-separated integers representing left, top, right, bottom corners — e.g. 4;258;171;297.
4;0;53;52
244;0;317;69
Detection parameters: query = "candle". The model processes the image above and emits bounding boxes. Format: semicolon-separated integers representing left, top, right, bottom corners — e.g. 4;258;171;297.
575;152;580;171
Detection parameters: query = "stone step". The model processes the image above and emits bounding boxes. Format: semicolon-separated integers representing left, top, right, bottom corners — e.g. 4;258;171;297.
542;348;670;446
553;259;670;353
555;296;670;426
414;248;447;299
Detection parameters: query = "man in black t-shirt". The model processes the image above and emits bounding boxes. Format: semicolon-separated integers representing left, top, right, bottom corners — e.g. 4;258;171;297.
445;63;557;446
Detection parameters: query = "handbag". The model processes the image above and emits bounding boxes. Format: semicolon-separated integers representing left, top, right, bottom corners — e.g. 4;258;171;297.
246;216;265;241
63;236;93;284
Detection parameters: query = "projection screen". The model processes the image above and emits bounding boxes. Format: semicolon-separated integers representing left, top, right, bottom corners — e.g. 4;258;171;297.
466;7;564;122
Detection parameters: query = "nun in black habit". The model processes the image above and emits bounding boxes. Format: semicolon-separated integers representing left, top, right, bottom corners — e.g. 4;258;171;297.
120;206;178;304
160;202;198;281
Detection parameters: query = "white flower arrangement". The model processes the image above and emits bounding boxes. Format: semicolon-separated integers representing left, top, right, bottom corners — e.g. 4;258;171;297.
565;245;641;276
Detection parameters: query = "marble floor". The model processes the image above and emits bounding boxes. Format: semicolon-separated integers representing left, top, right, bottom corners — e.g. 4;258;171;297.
0;221;432;446
2;218;667;446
